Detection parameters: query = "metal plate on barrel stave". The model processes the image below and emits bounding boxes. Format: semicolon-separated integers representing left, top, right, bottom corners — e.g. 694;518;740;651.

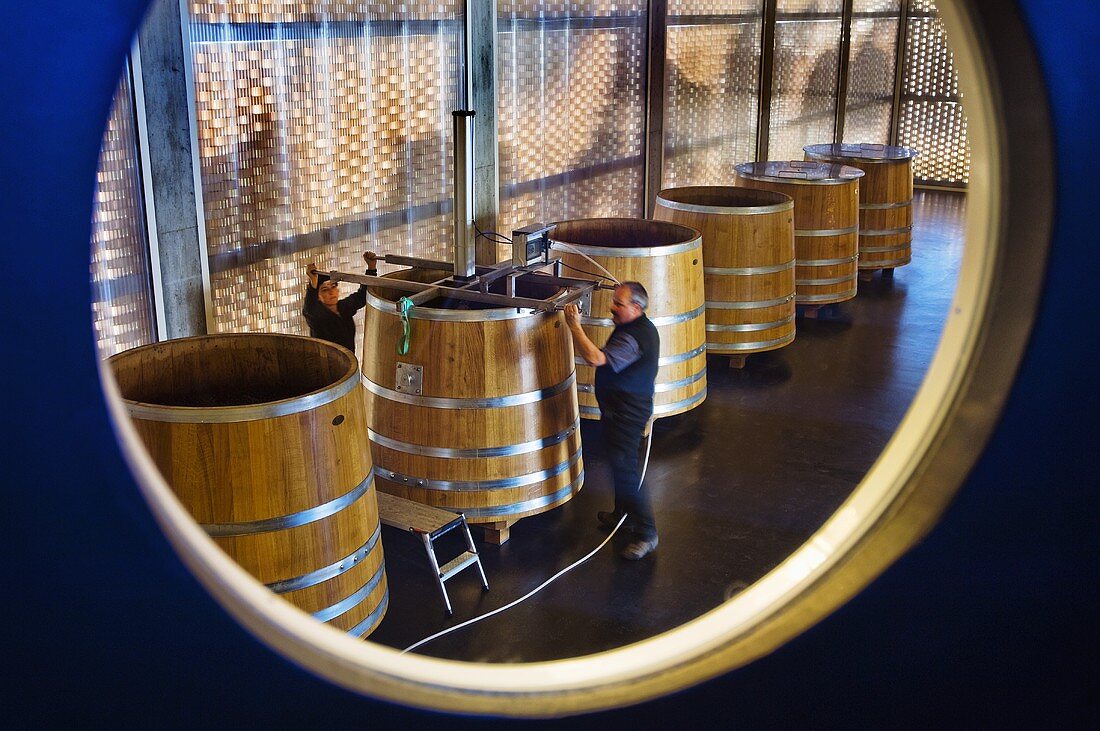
395;363;423;395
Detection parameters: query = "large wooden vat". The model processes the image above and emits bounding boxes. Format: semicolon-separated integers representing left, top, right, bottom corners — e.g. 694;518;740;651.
362;269;583;541
550;217;707;419
108;333;387;638
653;186;797;355
735;161;864;305
804;143;919;270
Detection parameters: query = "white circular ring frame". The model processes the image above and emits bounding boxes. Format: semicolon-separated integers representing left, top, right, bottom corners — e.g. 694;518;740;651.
99;0;1049;717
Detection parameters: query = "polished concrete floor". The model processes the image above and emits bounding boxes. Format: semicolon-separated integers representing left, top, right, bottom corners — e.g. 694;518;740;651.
368;189;967;661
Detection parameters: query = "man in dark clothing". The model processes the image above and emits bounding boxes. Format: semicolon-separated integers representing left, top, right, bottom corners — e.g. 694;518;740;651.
565;281;660;560
302;251;377;352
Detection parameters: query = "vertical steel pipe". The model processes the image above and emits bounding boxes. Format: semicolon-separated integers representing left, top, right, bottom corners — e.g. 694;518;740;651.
452;110;476;280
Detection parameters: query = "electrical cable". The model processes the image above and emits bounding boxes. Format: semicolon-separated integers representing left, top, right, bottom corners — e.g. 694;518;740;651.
474;222;512;245
400;425;656;655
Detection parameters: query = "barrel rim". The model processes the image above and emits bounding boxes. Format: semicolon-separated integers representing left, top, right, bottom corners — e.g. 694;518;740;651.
109;332;360;423
363;286;551;321
804;142;921;161
655;186;794;215
735;161;865;184
552;239;701;258
548;217;702;257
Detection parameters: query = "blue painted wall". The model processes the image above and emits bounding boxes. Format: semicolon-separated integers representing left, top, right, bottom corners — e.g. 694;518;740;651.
2;1;1095;725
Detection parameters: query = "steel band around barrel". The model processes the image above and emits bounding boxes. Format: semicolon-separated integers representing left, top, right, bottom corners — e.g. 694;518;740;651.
124;371;360;424
653;369;706;394
361;371;575;409
860;226;913;237
575;343;706;368
704;261;794;276
655;386;707;415
367;420;579;459
705;294;795;310
582;387;707;418
794;225;859;238
859;257;911;268
571;373;703;399
797;288;858;303
860;200;912;210
796;274;858;287
706;330;796;352
655;195;793;216
201;473;375;537
551;238;701;258
312;559;387;623
860;243;912;253
581;303;706;328
457;475;583;520
798;255;859;267
265;523;382;594
659;343;707;366
348;590;390;638
705;314;795;333
375;448;582;492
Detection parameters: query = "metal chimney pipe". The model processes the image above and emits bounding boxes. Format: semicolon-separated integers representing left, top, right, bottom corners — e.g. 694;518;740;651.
452;110;476;280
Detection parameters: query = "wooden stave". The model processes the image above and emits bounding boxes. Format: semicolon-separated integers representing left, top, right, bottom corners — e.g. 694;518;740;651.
571;308;707;418
856;159;914;268
362;275;584;522
109;333;388;638
733;173;860;305
653;187;797;354
805;151;915;270
549;218;708;420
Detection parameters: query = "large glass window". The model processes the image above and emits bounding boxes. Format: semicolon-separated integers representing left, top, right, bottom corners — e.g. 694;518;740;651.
663;1;763;187
897;0;970;185
497;1;648;237
766;0;844;161
92;0;973;361
187;2;465;349
91;66;157;358
842;0;901;144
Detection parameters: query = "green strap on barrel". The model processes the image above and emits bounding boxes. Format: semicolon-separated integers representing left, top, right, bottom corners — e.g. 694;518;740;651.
397;297;413;355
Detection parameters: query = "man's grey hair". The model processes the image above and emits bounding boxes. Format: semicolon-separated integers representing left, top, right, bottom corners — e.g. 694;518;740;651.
621;281;648;310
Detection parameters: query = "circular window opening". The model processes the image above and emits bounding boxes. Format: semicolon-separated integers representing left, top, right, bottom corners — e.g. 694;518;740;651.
98;1;1052;717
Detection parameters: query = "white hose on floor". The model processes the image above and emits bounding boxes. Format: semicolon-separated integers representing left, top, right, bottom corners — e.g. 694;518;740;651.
400;426;656;655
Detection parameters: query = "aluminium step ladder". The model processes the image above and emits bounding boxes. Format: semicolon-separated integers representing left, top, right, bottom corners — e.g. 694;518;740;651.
375;491;489;615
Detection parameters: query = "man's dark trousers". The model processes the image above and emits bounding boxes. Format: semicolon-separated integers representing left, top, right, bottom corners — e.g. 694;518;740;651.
600;389;656;541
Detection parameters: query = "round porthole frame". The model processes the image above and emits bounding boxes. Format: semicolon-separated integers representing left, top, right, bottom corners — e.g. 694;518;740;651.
99;0;1052;718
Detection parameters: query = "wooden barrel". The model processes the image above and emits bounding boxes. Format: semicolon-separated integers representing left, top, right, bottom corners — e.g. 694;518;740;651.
653;186;797;355
362;269;583;533
804;143;919;270
549;217;707;419
735;161;864;305
108;333;387;638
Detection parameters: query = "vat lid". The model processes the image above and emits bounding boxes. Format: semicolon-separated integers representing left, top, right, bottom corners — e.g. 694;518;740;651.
804;143;920;161
735;161;865;184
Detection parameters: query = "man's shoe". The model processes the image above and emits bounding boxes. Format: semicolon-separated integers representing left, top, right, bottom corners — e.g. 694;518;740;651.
621;537;658;560
597;510;623;528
